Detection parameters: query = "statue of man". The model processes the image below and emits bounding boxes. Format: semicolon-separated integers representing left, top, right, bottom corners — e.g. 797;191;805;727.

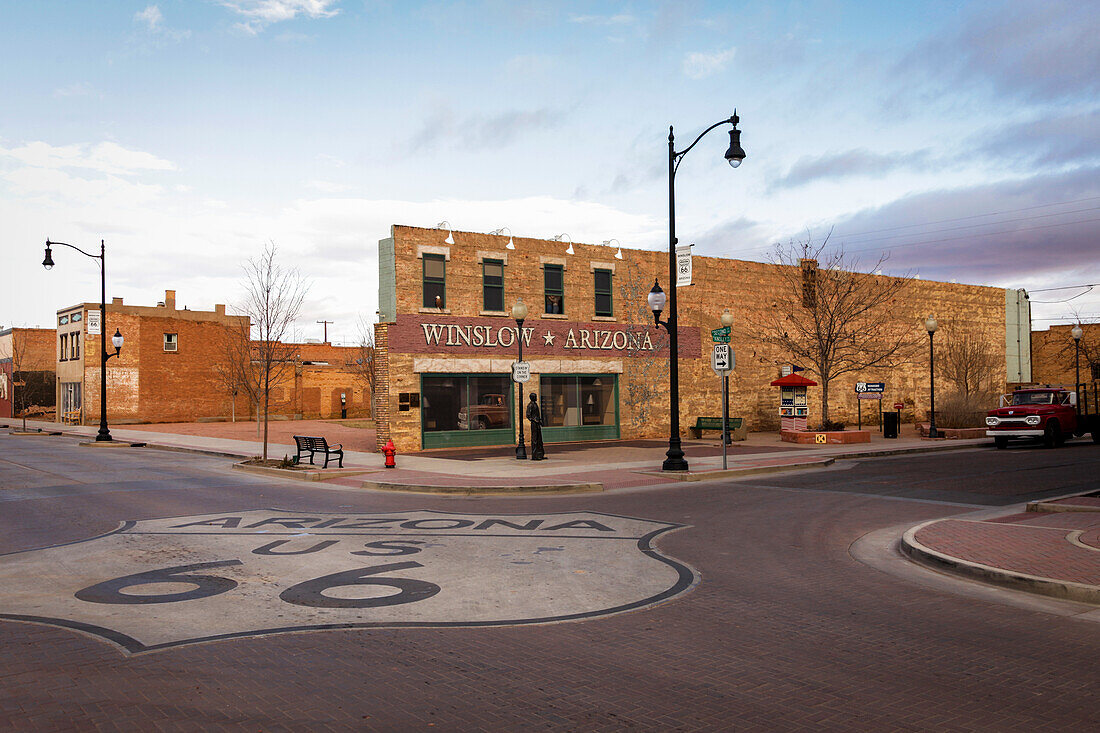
527;393;545;460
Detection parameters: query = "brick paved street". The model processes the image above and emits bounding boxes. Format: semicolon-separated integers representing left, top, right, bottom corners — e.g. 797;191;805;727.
1;435;1098;730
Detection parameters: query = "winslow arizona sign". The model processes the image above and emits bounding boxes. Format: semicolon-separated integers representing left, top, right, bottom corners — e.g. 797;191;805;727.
0;510;695;654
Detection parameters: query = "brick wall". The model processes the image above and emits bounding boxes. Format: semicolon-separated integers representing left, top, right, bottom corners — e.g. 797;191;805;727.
380;225;1009;450
1031;323;1100;410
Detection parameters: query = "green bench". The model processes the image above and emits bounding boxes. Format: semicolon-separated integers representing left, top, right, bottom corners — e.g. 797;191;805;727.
689;416;746;441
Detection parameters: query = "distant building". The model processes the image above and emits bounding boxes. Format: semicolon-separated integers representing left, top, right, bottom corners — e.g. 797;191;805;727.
0;327;56;420
54;290;370;425
1030;322;1100;411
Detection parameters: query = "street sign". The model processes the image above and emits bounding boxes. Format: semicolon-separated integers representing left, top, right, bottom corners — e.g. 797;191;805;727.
857;393;883;400
87;309;101;336
711;344;733;375
893;402;905;410
855;382;885;393
711;326;731;343
512;361;531;383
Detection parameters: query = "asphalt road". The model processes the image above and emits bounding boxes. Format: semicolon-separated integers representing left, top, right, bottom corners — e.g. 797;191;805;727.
1;436;1097;731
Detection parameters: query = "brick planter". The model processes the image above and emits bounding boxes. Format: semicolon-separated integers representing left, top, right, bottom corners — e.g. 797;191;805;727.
916;423;986;439
780;430;871;445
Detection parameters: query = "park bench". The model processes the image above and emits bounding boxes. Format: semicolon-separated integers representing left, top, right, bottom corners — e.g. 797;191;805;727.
689;416;747;441
293;435;344;468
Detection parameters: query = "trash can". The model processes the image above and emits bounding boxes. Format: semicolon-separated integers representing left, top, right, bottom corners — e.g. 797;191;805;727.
883;411;899;439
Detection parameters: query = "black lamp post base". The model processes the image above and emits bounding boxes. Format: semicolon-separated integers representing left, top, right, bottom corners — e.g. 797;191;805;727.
662;440;689;471
95;430;113;442
516;443;527;460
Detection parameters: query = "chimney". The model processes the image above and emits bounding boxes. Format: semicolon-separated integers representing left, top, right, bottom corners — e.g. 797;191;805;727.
215;304;225;315
112;297;124;305
165;290;176;309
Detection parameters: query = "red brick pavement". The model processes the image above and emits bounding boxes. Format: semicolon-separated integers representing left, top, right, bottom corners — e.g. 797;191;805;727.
914;517;1100;585
121;418;378;452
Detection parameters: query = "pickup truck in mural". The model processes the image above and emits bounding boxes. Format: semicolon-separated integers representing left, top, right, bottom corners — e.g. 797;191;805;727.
986;386;1100;448
458;393;509;430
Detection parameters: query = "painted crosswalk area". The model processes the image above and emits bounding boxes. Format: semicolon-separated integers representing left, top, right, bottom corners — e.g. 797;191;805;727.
0;510;695;653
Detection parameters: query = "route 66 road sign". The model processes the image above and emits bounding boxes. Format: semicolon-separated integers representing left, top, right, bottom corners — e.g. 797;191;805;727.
0;509;695;653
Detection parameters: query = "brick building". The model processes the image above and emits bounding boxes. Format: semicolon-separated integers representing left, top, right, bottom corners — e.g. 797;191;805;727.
374;225;1018;452
0;327;56;420
54;290;371;425
1031;322;1100;411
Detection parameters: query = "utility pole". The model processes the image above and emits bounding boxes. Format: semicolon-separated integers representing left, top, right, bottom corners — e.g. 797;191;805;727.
317;320;333;343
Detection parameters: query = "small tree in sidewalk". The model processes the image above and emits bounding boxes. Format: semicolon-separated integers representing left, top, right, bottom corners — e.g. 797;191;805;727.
238;243;309;460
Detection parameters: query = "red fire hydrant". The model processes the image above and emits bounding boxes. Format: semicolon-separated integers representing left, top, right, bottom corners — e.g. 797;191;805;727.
383;438;396;469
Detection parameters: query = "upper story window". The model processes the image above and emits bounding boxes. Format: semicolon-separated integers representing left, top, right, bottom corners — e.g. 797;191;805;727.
164;333;178;352
482;259;504;312
594;269;613;317
59;334;68;361
71;332;80;360
423;253;446;309
59;315;69;326
1092;362;1100;381
544;264;564;314
71;312;82;323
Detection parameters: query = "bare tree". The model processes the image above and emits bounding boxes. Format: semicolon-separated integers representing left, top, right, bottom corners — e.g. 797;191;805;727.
937;326;1000;401
349;316;378;419
211;317;257;424
751;234;919;424
616;261;669;429
238;243;309;460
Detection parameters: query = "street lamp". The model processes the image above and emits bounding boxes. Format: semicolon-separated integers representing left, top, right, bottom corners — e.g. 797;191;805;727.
42;239;125;442
657;110;745;471
926;316;939;439
512;298;529;460
720;308;734;446
1072;325;1083;416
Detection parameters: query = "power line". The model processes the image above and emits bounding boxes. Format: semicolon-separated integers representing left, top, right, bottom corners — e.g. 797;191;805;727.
1029;283;1100;293
843;215;1100;255
836;205;1100;246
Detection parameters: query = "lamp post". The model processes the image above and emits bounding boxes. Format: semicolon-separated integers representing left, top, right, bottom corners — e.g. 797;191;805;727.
1072;325;1083;416
654;111;745;471
926;316;938;439
42;239;124;442
512;299;529;460
720;308;734;446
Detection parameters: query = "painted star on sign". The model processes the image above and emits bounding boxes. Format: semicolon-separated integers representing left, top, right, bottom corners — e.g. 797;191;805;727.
543;331;555;345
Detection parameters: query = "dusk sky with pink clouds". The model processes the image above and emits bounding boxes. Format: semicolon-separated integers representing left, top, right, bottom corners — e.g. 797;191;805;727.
2;1;1098;338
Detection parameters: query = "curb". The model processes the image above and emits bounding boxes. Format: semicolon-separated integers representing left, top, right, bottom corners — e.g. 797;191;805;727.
900;519;1100;606
637;458;836;481
1027;500;1100;514
231;462;377;482
78;441;147;448
360;480;603;495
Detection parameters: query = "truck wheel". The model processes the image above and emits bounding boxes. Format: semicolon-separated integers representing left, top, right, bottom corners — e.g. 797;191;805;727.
1043;420;1061;448
476;417;489;430
994;436;1008;449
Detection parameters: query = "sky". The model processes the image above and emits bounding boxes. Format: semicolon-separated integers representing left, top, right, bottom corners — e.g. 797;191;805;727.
2;0;1098;343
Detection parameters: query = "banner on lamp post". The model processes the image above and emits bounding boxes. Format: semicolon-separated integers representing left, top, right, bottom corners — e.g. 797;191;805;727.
675;244;692;287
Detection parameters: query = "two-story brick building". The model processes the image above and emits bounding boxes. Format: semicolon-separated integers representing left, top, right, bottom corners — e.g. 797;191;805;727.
54;290;372;425
0;327;56;420
373;225;1018;452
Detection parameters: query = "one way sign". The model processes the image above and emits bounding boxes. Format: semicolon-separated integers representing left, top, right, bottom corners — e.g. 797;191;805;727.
712;344;733;375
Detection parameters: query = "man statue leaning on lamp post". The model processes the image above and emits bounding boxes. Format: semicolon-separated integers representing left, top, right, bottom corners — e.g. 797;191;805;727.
527;393;546;460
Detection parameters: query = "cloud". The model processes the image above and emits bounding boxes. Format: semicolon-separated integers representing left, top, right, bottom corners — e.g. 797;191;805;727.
900;0;1100;104
134;5;163;31
682;47;736;79
569;13;637;26
52;83;96;99
221;0;340;35
0;141;176;176
974;109;1100;168
770;149;933;190
407;107;568;152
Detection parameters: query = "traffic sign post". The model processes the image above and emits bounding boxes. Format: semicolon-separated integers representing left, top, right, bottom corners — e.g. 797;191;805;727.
710;344;736;469
854;383;886;430
710;326;731;344
512;361;530;383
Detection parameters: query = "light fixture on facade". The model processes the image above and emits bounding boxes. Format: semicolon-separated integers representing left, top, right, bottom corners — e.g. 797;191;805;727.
602;239;623;260
436;221;455;245
724;110;747;168
648;279;666;325
551;233;573;255
491;227;515;250
111;328;124;353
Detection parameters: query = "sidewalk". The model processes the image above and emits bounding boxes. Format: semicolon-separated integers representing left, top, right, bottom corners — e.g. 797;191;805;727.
9;417;986;493
902;494;1100;606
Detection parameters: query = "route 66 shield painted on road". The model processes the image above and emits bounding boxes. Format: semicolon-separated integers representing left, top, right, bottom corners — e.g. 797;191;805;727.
0;510;696;653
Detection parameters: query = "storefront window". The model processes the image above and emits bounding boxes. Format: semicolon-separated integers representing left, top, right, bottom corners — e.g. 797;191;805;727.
422;375;513;433
540;375;617;435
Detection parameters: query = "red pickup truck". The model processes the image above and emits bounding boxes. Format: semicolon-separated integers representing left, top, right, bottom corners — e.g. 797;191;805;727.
986;386;1100;448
